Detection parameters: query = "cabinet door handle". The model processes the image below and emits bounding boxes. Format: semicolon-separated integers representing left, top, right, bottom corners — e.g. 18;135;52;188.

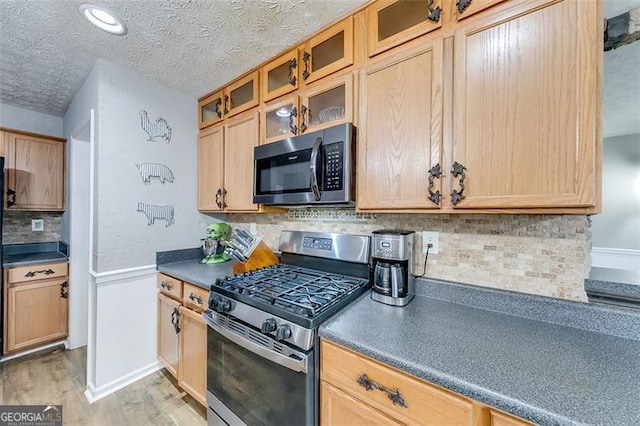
302;51;311;81
288;58;297;86
300;104;308;134
215;188;223;209
60;281;69;299
171;307;181;334
450;161;467;205
289;106;298;135
222;188;228;209
356;374;408;408
427;0;442;22
189;292;203;305
7;188;16;208
427;163;442;205
214;98;223;119
160;280;174;291
223;95;229;115
457;0;472;14
25;268;55;278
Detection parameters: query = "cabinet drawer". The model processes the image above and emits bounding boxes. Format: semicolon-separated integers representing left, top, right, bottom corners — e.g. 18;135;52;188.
321;340;474;425
157;273;182;299
7;262;68;284
183;283;208;312
490;409;532;426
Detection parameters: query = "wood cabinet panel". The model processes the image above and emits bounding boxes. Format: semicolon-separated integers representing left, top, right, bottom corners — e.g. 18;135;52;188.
8;262;68;284
198;90;224;129
224;111;259;211
490;409;533;426
198;124;225;211
454;0;510;21
225;71;260;118
5;277;68;354
451;0;599;209
182;283;208;312
358;37;443;210
178;307;207;406
157;292;181;379
320;381;402;426
262;48;300;102
157;273;182;300
303;17;354;85
321;340;474;425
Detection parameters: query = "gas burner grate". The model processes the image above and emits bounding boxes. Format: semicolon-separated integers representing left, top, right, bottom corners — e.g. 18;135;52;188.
213;264;368;318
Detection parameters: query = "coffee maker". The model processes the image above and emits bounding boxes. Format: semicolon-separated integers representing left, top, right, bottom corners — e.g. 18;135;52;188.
370;230;415;306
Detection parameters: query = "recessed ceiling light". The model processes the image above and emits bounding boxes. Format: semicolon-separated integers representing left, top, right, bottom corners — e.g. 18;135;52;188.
79;4;127;35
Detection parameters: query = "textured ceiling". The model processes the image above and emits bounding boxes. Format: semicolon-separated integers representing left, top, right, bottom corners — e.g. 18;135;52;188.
0;0;638;139
0;0;366;117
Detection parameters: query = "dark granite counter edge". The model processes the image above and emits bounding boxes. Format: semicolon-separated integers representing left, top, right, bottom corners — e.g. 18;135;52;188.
320;327;579;426
156;247;201;265
3;242;70;267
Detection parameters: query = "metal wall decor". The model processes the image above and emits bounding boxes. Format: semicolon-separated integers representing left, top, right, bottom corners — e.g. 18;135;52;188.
136;163;175;184
427;0;442;22
427;163;442;205
139;110;172;143
450;161;467;205
137;202;175;227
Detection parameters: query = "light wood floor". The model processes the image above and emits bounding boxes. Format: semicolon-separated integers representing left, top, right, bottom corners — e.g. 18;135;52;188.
0;345;206;425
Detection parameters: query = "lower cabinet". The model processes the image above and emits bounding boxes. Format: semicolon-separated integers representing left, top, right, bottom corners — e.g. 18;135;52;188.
3;261;69;354
156;273;207;406
320;340;531;426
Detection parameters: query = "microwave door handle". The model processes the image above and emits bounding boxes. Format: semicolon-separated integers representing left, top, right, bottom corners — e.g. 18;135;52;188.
310;137;322;201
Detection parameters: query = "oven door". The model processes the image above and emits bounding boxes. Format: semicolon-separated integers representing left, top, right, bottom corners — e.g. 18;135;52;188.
203;311;315;426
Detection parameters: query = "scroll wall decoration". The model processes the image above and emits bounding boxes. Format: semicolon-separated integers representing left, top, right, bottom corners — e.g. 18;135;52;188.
136;162;175;184
139;110;172;143
137;202;175;227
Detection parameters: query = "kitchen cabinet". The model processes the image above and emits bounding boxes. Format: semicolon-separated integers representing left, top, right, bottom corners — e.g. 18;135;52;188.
3;261;69;354
198;111;260;212
262;48;300;103
357;36;443;210
156;273;208;405
453;0;509;21
320;340;532;426
301;17;354;85
261;72;354;145
198;90;224;129
1;128;66;211
197;71;260;129
367;0;443;58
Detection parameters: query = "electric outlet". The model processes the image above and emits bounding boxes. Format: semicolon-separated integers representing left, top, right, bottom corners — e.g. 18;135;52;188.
422;231;439;254
32;219;44;232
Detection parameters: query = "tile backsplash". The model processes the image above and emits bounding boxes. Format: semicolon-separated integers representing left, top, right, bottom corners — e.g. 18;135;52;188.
227;211;591;302
2;211;63;244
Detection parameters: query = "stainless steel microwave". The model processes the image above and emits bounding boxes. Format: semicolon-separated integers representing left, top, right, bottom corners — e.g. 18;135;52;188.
253;123;355;206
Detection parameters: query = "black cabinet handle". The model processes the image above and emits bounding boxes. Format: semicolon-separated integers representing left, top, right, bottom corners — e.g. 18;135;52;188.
302;51;311;81
213;98;222;119
289;106;298;135
427;163;442;205
356;374;408;408
171;307;181;334
457;0;472;14
25;268;55;278
60;281;69;299
7;188;16;208
215;188;223;209
288;58;297;86
300;105;308;134
222;188;228;209
427;0;442;22
450;161;467;205
160;280;174;291
223;95;229;115
189;292;203;305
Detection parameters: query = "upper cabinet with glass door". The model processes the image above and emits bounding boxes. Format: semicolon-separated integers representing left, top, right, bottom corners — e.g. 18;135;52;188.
224;71;260;118
301;17;354;85
368;0;443;58
198;90;224;129
262;48;300;102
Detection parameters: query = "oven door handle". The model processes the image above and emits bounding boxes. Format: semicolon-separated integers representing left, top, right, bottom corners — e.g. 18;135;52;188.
203;312;309;374
309;137;322;201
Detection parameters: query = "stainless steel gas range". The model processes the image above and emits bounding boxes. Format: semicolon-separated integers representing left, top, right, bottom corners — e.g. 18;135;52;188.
203;230;371;426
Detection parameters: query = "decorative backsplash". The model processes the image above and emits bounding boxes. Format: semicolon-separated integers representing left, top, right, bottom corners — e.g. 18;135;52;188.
2;211;63;244
227;211;592;302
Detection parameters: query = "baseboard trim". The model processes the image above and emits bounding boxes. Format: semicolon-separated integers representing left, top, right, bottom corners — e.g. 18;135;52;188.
591;247;640;271
90;264;157;287
84;361;162;403
1;341;66;363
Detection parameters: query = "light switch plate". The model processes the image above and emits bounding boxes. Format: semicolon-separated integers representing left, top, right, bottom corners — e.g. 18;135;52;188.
422;231;439;254
32;219;44;232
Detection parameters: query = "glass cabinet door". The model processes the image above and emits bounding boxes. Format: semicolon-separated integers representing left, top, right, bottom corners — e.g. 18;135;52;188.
368;0;443;58
198;90;224;129
302;17;353;85
262;48;299;102
301;73;353;132
225;71;260;118
261;95;299;145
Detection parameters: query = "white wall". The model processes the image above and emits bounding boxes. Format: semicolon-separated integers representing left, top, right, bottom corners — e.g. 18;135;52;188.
0;102;63;136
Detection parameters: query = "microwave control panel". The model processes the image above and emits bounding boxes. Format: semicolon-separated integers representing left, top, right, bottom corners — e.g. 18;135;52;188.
324;142;343;191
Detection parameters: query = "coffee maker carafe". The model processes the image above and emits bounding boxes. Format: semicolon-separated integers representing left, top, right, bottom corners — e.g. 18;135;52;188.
370;230;415;306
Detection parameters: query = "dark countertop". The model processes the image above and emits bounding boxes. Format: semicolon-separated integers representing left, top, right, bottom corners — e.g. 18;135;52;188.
3;242;69;267
320;280;640;426
157;259;234;290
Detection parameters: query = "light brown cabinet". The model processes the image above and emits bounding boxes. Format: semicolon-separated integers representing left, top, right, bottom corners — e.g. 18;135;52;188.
156;273;208;406
198;111;260;212
320;340;531;426
1;128;66;211
3;261;69;354
302;17;354;85
262;48;300;103
197;71;260;129
198;90;225;129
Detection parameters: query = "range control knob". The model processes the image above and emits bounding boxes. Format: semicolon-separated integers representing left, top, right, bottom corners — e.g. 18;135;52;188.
215;299;232;313
209;295;222;310
261;318;277;334
275;325;292;341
